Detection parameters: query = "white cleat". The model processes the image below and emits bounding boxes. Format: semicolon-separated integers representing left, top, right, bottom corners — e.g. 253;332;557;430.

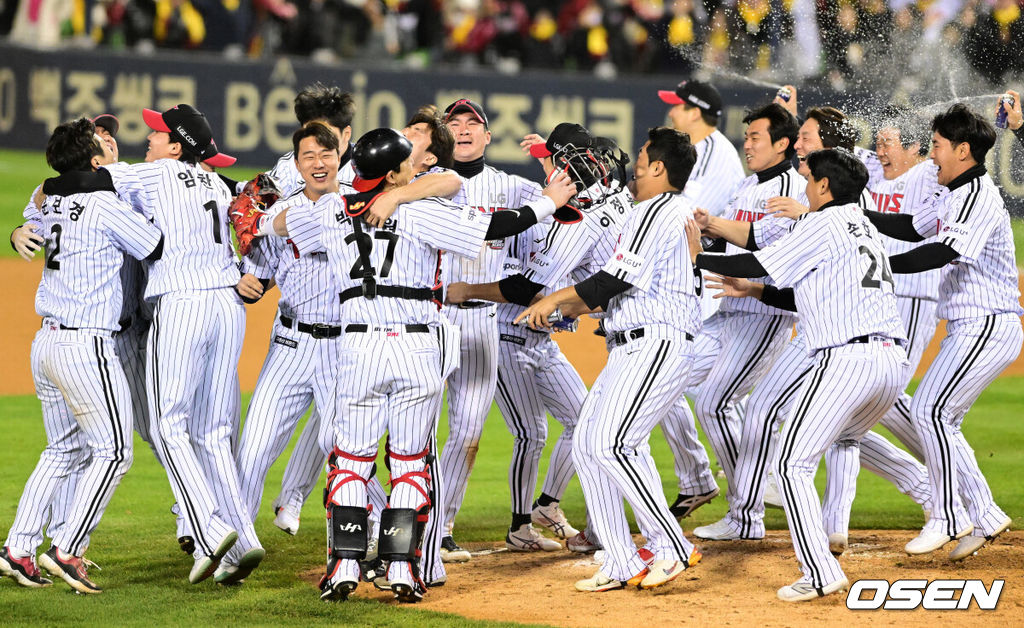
506;523;561;552
694;518;751;541
949;517;1011;561
566;529;601;553
777;577;849;602
273;506;300;536
440;536;471;563
905;524;973;555
828;533;848;556
531;502;580;539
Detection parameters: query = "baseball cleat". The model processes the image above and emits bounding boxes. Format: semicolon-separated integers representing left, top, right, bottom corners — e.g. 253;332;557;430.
669;486;720;519
531;502;580;539
693;518;754;541
426;575;447;587
638;559;686;590
777;577;849;602
189;530;238;584
39;546;101;594
214;547;265;585
320;578;357;602
273;506;300;536
371;575;392;591
566;529;601;553
359;556;385;582
178;536;195;555
828;533;848;556
0;547;52;588
440;536;471;563
905;524;973;555
575;569;631;592
949;517;1011;561
388;562;425;603
506;523;561;552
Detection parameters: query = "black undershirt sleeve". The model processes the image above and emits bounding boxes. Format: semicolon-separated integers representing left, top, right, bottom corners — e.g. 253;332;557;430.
485;206;539;240
498;274;544;306
575;271;633;311
218;173;241;194
760;284;797;311
744;223;759;251
694;252;768;278
702;237;727;253
145;237;164;262
862;210;925;242
889;242;959;273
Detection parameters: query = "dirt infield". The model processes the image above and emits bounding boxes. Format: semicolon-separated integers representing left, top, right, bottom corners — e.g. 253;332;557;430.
2;258;1023;395
301;530;1024;626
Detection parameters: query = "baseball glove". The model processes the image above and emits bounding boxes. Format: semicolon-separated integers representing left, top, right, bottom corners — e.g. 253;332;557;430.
229;193;267;256
241;172;282;208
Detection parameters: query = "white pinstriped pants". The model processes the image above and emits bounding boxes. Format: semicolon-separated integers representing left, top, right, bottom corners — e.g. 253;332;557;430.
775;341;908;588
912;313;1021;538
574;329;696;581
147;288;258;558
438;306;499;533
5;325;133;557
493;324;587;515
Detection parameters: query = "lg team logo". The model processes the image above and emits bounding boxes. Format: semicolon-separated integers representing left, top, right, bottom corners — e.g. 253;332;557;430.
846;579;1004;610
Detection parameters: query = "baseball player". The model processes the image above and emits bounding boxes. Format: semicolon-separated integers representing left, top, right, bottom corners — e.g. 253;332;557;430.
864;104;1021;559
517;127;703;592
238;127;576;602
0;119;163;593
694;148;910;601
445;124;633;552
437;99;552;558
111;104;261;585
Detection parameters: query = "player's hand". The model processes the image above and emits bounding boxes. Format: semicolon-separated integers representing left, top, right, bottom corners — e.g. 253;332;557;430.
542;169;576;208
685;219;703;264
445;282;471;304
1002;90;1022;131
765;196;808;220
366;188;401;228
235;273;265;301
694;207;710;230
520;133;546;152
11;224;44;261
33;188;47;209
774;84;798;117
104;134;119;161
705;274;760;299
514;294;560;330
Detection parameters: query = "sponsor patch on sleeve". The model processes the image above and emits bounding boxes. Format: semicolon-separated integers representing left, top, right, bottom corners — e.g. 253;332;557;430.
605;249;645;276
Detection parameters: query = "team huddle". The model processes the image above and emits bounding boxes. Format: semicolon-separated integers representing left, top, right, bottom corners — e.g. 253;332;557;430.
0;78;1021;604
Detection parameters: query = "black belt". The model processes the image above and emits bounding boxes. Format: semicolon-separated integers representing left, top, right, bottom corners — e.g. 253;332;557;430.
339;285;443;304
345;324;429;334
280;315;343;339
609;327;694;347
458;300;490;309
849;335;905;347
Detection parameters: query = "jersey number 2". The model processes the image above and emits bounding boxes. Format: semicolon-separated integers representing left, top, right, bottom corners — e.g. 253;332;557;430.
345;231;398;279
859;245;894;289
45;224;62;270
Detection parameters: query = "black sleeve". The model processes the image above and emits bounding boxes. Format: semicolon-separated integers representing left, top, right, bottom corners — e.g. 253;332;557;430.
744;223;759;251
218;173;240;195
889;242;959;273
702;236;727;253
862;210;925;242
498;274;544;306
695;252;768;278
145;237;164;262
760;284;797;311
575;271;633;311
485;205;538;240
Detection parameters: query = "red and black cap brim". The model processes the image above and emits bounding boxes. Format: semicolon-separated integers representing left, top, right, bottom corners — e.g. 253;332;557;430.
658;90;685;105
352;175;386;193
529;143;553;158
142;108;236;167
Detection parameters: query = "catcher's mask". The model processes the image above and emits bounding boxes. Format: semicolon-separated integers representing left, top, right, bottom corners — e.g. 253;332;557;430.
549;142;614;212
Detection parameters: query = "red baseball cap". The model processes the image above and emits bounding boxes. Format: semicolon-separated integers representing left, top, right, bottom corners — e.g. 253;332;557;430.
443;99;489;127
143;104;236;168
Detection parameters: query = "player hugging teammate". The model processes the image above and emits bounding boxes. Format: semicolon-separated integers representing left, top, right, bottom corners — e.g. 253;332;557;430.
2;80;1021;607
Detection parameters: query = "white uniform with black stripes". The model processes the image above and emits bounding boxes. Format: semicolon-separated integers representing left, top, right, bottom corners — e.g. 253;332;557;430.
753;202;909;590
307;193;496;586
4;185;160;559
688;165;802;501
907;171;1022;541
494;189;633;519
438;166;543;536
574;191;700;581
115;159;259;561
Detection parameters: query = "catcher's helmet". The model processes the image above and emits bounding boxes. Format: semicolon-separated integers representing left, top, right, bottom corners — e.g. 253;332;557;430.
351;127;413;192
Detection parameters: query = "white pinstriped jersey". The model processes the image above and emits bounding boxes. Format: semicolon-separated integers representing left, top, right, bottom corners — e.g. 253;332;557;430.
855;147;885;187
581;189;638;278
601;192;701;335
871;159;945;300
268;148;357;197
35;188;161;331
719;165;805;316
289;194;492;325
442;165;543;285
244;190;343;324
912;172;1023;321
108;159;239;298
682;130;745;217
755;202;906;353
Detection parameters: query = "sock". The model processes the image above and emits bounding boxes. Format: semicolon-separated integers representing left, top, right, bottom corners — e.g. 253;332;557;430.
535;493;558;508
511;513;532;530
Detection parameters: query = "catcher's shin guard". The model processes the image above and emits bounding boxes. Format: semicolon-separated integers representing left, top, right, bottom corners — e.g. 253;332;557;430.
377;506;429;562
329;506;370;560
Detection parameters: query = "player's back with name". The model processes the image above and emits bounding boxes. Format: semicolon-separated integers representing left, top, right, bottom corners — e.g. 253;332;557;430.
754;203;905;352
107;159;238;299
320;194;491;326
36;188;161;330
602;191;700;336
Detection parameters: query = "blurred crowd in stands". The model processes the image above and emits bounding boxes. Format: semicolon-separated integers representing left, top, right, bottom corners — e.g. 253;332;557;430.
2;0;1022;89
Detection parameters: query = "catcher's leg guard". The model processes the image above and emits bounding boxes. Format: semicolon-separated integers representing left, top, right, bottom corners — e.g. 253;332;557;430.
329;506;370;560
378;506;429;562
